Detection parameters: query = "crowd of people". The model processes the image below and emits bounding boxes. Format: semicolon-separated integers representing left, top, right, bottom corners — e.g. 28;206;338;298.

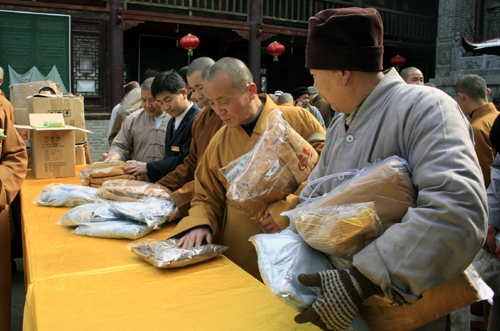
1;6;500;331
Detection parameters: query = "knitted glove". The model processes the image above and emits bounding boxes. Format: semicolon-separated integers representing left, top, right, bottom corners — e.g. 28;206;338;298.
295;267;380;331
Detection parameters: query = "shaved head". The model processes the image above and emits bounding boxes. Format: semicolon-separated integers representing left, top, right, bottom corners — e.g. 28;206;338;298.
205;57;253;92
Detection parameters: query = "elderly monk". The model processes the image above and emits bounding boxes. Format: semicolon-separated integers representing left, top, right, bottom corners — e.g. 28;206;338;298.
0;107;27;330
294;8;487;331
156;57;225;220
169;57;326;279
106;78;171;181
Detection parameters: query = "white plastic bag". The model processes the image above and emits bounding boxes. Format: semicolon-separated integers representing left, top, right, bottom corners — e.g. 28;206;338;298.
35;183;97;207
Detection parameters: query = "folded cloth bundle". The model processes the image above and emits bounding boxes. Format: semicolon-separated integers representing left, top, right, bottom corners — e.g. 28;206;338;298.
283;202;383;270
127;238;228;268
35;183;97;207
249;230;371;331
222;110;319;223
100;197;176;229
80;161;142;188
58;203;122;226
299;156;416;230
95;179;171;202
73;220;153;239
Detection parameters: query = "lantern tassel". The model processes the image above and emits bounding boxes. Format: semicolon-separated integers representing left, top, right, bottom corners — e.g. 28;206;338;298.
188;49;193;56
274;56;278;61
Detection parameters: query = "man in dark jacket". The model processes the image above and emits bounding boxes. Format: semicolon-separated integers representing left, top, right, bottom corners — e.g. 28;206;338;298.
125;71;200;182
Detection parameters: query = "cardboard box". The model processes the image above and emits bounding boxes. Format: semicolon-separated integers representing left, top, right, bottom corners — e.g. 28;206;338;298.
75;144;86;165
9;81;58;109
26;95;87;144
15;113;92;179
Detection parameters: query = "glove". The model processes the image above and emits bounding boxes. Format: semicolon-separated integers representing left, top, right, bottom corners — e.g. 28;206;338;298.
295;267;380;331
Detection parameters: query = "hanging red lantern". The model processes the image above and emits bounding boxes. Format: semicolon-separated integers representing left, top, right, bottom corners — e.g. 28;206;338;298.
390;55;406;71
267;41;285;61
179;33;200;56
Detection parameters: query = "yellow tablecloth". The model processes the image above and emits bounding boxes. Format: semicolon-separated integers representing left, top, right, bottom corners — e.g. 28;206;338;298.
21;166;315;330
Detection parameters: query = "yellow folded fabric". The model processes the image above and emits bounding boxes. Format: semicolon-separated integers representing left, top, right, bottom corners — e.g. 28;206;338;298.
95;179;171;201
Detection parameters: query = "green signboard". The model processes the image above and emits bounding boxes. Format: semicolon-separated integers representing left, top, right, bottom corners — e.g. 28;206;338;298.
0;10;70;100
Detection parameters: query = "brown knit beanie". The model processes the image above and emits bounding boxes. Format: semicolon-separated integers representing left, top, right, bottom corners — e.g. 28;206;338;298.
306;7;384;71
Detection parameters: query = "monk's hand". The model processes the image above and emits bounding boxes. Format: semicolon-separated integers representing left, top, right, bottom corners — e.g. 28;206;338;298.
104;154;119;162
261;210;280;233
168;207;180;222
177;225;213;249
124;160;148;176
295;268;380;331
483;224;500;258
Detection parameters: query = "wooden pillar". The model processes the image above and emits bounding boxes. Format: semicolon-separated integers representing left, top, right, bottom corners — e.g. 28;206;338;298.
249;0;262;92
110;0;124;108
474;0;485;42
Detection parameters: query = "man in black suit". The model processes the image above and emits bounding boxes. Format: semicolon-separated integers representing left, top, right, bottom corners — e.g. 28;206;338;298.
125;70;200;182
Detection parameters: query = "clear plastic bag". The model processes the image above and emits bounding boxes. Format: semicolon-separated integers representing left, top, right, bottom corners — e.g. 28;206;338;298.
298;156;416;231
73;220;153;239
96;197;176;229
249;230;371;331
127;238;228;268
79;161;142;187
34;183;97;207
221;109;319;223
472;234;500;293
282;202;383;270
95;179;172;202
58;203;123;226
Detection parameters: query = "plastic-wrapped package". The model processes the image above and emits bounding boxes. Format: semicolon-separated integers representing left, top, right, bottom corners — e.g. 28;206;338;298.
79;161;142;188
249;230;371;331
34;183;97;207
127;238;228;268
99;197;176;229
95;179;172;202
221;110;319;223
73;220;154;239
219;152;251;184
472;233;500;293
58;203;123;226
298;156;416;230
360;265;493;331
283;202;382;270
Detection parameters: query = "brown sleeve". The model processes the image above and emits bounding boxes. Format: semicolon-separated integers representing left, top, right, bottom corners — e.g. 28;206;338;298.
0;108;27;211
169;180;195;218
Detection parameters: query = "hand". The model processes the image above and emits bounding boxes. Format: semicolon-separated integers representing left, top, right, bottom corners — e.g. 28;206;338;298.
177;225;213;249
104;155;119;162
168;207;180;222
261;210;281;233
124;160;148;176
483;224;500;258
296;101;304;108
295;268;379;331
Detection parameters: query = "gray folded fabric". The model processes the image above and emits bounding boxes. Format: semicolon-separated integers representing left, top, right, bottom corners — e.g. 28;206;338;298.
73;220;154;239
36;184;97;207
59;203;122;226
102;198;176;229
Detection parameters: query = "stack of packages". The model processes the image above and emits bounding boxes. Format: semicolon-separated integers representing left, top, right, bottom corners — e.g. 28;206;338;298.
79;162;142;188
35;179;175;239
248;156;493;331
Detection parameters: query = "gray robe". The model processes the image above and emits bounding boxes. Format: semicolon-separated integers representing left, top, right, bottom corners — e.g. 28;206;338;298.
303;68;487;305
108;109;170;163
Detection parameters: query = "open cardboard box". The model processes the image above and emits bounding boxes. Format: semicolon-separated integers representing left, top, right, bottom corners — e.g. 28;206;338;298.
15;113;92;179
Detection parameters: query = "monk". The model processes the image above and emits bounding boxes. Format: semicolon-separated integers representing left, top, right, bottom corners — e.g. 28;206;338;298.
0;106;27;330
169;57;326;279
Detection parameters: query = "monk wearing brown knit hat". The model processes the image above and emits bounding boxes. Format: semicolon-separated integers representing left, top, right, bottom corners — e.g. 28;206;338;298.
294;7;487;331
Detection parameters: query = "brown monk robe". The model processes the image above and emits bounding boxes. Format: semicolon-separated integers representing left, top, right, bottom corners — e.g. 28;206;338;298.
0;107;27;330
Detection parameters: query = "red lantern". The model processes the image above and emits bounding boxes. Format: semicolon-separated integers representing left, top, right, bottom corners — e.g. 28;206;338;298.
179;33;200;56
267;41;285;61
390;55;406;71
